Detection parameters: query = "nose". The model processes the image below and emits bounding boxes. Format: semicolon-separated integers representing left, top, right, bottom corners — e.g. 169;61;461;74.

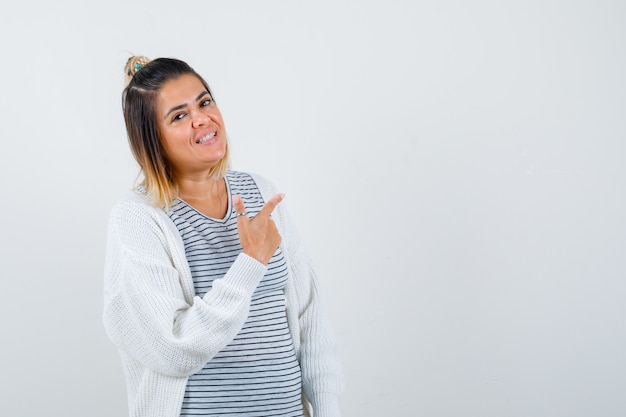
191;111;210;128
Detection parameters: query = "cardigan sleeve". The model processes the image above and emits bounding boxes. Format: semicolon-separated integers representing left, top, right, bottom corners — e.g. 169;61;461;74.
102;195;267;378
251;174;345;417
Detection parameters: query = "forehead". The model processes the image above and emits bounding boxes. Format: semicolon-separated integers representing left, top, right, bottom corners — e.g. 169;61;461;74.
157;74;207;109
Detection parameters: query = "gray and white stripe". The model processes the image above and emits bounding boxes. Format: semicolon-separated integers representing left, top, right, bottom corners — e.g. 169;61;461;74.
168;171;304;417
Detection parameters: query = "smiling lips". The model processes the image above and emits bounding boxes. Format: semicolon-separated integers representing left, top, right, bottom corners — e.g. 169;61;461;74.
197;132;216;145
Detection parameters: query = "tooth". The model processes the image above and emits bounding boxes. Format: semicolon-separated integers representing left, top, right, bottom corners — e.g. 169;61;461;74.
197;132;216;144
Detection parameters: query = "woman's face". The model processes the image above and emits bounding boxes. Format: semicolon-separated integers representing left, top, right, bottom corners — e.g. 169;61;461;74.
155;74;227;177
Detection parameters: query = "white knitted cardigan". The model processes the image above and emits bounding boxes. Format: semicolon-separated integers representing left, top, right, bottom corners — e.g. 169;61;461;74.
102;173;343;417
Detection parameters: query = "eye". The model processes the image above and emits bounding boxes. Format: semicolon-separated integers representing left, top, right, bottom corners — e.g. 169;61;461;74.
200;98;213;107
172;113;186;122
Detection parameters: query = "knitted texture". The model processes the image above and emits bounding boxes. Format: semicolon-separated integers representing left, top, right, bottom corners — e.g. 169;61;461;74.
103;172;344;417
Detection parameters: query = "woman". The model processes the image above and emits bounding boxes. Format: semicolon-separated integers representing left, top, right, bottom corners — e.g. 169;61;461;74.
103;56;344;417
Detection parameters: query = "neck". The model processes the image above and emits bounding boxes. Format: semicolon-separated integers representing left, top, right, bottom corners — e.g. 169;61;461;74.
175;174;228;219
176;175;223;201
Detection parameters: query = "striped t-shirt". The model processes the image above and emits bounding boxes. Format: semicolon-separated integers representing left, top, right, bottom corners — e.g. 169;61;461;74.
167;171;304;417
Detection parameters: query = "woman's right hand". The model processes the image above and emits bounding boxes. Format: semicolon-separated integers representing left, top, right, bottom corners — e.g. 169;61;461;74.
232;193;284;265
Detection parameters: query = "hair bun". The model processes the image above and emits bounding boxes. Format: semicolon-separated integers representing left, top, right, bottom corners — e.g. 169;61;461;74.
124;55;151;86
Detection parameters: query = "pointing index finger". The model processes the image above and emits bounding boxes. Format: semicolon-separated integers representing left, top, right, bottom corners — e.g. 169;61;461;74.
258;193;285;217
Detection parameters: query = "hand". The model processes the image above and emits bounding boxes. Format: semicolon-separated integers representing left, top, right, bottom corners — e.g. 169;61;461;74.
232;193;284;265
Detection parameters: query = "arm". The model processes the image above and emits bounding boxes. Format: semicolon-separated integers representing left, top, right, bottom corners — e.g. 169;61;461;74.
102;196;267;377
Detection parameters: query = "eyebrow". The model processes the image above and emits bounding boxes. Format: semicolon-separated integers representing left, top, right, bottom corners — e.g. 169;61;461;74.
163;91;210;120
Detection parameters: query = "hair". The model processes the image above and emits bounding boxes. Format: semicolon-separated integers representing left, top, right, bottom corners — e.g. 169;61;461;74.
122;55;230;208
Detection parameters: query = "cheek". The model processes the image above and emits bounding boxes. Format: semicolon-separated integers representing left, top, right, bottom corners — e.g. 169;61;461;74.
160;128;185;149
219;136;228;154
158;131;183;161
212;110;225;126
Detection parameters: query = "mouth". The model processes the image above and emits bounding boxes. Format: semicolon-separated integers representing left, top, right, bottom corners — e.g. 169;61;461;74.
197;132;216;145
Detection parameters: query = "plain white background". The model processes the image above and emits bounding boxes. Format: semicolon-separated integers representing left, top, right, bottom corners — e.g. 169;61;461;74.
1;1;625;416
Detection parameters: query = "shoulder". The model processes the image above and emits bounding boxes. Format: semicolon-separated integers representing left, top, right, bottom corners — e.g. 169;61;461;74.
106;189;187;261
110;189;162;220
108;189;172;241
